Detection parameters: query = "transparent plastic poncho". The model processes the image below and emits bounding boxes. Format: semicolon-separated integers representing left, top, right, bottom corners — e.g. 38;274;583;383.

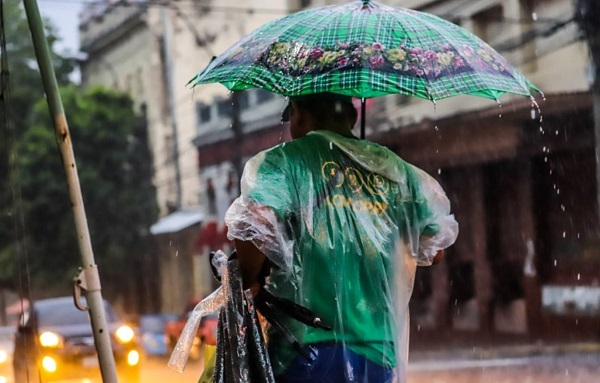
225;130;458;382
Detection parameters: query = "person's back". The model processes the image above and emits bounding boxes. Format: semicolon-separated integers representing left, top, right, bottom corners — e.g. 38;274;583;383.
226;94;458;382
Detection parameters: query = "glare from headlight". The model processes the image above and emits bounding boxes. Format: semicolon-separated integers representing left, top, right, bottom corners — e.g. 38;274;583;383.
115;326;135;343
127;350;140;366
0;350;7;363
42;356;57;372
39;332;61;348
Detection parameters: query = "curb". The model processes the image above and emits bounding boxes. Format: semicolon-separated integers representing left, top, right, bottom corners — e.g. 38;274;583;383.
409;342;600;363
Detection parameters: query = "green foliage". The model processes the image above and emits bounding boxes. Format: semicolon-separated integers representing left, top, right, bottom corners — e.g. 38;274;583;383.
15;86;158;295
1;0;76;291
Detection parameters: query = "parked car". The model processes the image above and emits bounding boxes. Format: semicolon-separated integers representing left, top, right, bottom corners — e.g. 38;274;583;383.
139;313;177;357
13;297;140;383
0;326;15;383
164;299;218;360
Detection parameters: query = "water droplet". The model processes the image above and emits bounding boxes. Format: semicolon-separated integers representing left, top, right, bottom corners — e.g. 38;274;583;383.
561;204;565;211
562;231;566;238
437;168;442;175
544;156;548;163
435;149;439;154
169;241;172;247
543;146;547;152
577;233;580;239
329;142;333;150
454;299;458;306
555;130;559;135
498;114;502;118
532;12;538;21
577;273;580;280
434;125;439;131
417;324;421;332
554;259;557;266
557;189;560;195
531;109;536;120
175;250;179;257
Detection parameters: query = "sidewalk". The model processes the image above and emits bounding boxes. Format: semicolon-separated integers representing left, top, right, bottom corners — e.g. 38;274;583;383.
409;341;600;363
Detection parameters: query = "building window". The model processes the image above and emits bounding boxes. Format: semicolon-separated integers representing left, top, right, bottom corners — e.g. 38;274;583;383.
196;102;212;123
300;0;311;8
217;99;232;117
472;5;503;43
256;89;275;104
237;91;250;110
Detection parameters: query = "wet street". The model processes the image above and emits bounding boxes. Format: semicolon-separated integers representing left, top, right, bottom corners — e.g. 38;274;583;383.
139;352;600;383
407;353;600;383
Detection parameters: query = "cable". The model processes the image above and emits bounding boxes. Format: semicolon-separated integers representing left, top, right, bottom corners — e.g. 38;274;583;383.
1;0;34;324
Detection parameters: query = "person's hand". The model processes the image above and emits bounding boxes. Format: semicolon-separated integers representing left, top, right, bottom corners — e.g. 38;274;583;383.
432;249;445;265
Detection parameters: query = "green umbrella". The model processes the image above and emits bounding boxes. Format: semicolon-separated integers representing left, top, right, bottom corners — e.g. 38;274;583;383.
189;0;540;136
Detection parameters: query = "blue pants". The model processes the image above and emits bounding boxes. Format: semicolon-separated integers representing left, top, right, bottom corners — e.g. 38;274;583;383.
277;344;394;383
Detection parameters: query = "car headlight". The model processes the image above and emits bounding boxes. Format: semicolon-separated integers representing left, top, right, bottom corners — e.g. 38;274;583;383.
0;350;7;364
115;325;135;344
39;332;62;348
42;356;57;372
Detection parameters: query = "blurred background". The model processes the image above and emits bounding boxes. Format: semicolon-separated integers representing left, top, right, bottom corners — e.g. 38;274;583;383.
1;0;600;382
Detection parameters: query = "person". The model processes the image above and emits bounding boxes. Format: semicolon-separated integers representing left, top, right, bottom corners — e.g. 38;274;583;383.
224;93;459;383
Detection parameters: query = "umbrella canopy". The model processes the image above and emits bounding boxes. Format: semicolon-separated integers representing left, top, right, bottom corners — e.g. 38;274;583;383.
189;0;539;101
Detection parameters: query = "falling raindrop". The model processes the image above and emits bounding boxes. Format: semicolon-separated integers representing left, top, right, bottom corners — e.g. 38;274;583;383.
329;142;333;150
175;250;179;257
577;273;580;280
555;130;559;136
562;231;566;238
169;241;172;247
561;204;565;211
417;324;421;332
531;108;536;120
554;259;557;266
434;125;439;131
557;189;560;195
577;233;580;239
532;12;538;21
454;299;458;306
435;149;439;154
544;156;548;163
437;168;442;175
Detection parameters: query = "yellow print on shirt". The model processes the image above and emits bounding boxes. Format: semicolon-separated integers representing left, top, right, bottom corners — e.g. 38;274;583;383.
321;161;390;196
324;194;388;216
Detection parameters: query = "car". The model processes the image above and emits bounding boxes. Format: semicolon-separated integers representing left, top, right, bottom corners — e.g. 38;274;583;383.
139;313;177;357
164;299;218;361
12;296;140;383
0;326;15;383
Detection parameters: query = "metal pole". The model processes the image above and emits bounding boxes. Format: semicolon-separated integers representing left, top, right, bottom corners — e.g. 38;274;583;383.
21;1;119;382
360;98;366;139
161;6;183;209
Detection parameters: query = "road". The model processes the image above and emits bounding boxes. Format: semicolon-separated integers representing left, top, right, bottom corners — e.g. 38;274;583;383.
141;352;600;383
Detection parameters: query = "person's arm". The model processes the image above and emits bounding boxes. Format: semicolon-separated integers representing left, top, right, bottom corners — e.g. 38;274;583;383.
234;239;266;295
432;249;445;265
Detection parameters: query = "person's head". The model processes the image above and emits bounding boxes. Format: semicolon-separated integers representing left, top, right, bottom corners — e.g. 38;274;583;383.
282;93;358;139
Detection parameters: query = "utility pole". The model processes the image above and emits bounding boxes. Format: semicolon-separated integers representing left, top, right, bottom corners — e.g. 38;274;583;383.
161;6;183;209
172;3;245;186
575;0;600;223
22;1;118;382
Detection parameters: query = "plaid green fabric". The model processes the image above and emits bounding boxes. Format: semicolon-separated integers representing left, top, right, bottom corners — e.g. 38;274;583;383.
190;0;538;101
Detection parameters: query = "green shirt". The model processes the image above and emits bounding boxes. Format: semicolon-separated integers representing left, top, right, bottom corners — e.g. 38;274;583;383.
231;130;444;375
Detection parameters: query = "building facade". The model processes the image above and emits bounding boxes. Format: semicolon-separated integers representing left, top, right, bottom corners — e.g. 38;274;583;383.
79;0;600;343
